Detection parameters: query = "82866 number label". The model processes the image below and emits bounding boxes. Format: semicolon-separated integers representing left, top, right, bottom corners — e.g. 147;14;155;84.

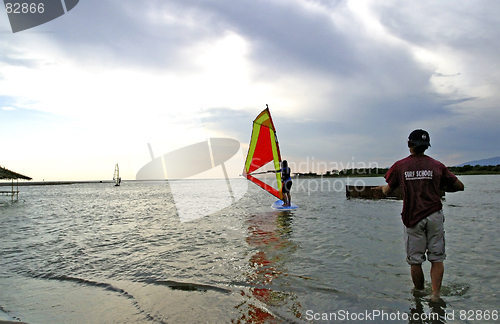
459;310;498;321
5;3;45;14
4;0;79;33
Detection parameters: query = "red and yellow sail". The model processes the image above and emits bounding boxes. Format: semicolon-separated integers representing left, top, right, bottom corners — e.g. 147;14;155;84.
243;107;283;199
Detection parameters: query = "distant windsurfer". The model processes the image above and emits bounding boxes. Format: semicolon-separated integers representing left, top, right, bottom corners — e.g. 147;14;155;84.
269;160;293;206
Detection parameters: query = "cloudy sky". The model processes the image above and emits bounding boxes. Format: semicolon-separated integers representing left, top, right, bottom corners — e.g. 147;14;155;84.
1;0;499;181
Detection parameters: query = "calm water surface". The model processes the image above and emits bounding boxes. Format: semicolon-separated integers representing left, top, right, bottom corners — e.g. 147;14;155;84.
0;175;498;323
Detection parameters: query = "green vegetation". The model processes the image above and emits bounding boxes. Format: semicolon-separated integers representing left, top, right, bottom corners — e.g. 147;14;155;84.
448;164;500;175
336;168;389;177
295;164;500;177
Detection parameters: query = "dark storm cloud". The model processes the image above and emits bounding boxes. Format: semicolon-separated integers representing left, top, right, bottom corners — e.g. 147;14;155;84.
39;1;226;71
376;1;500;51
200;0;357;75
40;0;415;80
9;0;433;96
3;0;499;166
38;0;356;76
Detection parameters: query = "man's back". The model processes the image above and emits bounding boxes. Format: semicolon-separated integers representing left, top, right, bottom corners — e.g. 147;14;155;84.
385;154;458;227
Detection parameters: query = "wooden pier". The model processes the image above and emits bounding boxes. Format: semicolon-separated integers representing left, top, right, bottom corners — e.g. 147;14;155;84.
0;166;32;202
346;185;402;199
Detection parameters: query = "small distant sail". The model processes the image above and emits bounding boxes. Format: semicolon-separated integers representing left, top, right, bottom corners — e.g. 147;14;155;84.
113;163;120;186
243;106;283;199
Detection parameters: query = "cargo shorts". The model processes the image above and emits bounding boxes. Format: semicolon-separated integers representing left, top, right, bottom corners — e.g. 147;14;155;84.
404;210;446;265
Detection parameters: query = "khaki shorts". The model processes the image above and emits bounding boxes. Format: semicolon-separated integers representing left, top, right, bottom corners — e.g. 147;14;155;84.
404;210;446;265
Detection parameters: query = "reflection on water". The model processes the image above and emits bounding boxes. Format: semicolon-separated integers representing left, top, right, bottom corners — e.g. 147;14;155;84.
234;211;302;323
409;291;447;324
407;281;472;324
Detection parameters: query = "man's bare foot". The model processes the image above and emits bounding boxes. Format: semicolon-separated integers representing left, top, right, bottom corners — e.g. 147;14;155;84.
429;295;445;306
412;288;427;298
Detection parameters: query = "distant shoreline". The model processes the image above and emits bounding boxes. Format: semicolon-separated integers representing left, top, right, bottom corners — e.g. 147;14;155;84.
1;171;498;186
452;171;500;175
0;181;114;187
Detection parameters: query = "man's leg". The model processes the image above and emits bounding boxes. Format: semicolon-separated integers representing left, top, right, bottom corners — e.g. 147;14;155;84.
406;220;427;292
285;193;291;206
426;211;446;298
411;264;425;290
282;182;291;206
430;261;444;297
281;190;289;206
282;189;288;205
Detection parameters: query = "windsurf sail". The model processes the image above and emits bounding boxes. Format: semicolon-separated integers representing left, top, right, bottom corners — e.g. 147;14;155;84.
113;163;121;186
243;106;283;199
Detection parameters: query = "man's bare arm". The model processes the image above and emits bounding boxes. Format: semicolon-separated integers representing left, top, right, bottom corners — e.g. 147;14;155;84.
443;179;464;192
373;184;395;196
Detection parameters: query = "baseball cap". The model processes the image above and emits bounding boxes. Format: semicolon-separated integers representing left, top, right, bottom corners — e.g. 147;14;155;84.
408;129;431;147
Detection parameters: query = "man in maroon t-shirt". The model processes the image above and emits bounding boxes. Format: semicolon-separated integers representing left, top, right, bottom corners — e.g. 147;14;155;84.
377;129;464;300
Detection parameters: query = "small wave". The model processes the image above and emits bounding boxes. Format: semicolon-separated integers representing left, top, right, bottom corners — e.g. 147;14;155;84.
147;279;232;294
35;274;160;323
442;283;470;297
39;274;134;299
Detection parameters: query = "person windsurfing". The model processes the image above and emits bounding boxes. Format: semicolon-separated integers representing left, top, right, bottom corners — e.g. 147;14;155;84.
269;160;292;206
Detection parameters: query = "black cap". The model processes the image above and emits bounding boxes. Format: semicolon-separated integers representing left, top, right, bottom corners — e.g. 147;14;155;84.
408;129;431;147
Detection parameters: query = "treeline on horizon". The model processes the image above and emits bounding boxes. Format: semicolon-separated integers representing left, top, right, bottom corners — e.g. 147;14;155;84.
295;164;500;177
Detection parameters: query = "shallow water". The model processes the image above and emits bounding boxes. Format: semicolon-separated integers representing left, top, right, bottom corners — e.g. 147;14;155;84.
0;175;498;323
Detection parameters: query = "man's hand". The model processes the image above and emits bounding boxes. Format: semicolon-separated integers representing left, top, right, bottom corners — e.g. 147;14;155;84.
372;185;395;196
